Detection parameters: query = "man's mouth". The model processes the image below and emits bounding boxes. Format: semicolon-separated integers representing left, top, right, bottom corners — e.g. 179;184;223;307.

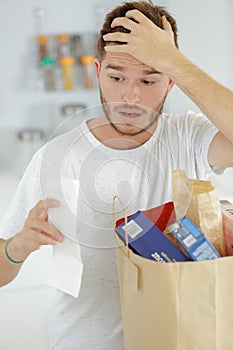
118;111;142;123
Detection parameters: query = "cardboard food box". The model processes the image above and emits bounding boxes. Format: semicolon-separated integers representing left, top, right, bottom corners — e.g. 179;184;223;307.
168;216;220;261
115;201;176;232
220;200;233;256
115;210;189;263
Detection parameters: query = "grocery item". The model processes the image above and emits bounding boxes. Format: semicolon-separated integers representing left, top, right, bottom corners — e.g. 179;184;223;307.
221;200;233;255
115;210;189;262
168;216;220;261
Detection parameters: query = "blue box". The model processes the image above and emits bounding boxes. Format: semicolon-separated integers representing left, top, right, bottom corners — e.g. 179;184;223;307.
115;211;189;263
168;216;220;261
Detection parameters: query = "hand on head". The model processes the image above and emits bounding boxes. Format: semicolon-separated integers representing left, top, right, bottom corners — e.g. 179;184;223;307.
103;10;177;73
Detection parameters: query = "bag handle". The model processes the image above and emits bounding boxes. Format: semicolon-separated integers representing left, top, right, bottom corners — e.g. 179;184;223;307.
112;195;140;291
112;195;130;258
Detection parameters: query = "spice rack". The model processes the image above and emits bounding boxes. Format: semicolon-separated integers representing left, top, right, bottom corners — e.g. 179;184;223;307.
36;32;98;92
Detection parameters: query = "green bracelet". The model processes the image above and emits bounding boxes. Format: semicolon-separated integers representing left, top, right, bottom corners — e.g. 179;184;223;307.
4;238;25;264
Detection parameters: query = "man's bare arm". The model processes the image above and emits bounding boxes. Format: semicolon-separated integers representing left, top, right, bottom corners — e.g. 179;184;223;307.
0;199;63;287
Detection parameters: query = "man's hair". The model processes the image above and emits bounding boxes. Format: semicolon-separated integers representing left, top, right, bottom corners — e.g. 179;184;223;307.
97;0;178;61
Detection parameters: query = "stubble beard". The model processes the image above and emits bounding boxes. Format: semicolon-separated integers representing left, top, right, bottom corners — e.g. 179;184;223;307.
99;88;167;137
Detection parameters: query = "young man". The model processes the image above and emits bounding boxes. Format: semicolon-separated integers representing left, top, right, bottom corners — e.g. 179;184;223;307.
0;1;233;349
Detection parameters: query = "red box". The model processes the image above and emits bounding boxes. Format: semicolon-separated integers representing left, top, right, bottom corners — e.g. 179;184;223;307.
115;201;176;232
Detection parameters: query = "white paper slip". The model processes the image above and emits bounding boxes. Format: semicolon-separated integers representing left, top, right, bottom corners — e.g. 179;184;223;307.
45;177;80;242
47;235;83;298
42;175;83;297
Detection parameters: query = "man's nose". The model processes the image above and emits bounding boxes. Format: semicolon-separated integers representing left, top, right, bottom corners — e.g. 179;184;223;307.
121;82;141;104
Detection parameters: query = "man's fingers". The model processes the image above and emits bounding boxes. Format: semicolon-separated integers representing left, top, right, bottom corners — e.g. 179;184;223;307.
26;219;63;242
125;9;147;24
43;198;60;208
111;16;136;31
29;199;60;219
24;230;61;246
161;16;176;44
103;32;129;43
104;44;129;53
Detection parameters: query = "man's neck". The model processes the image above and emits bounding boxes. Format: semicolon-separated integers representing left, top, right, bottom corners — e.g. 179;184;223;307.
86;114;158;150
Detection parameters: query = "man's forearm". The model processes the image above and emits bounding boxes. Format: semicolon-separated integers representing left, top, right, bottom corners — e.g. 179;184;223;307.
0;200;63;288
0;238;24;287
166;51;233;144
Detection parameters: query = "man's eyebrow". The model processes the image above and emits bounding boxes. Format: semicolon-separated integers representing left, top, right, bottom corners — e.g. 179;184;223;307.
105;64;161;74
105;64;125;71
142;69;161;75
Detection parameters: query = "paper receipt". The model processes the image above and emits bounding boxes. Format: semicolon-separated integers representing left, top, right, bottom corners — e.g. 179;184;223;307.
47;235;83;298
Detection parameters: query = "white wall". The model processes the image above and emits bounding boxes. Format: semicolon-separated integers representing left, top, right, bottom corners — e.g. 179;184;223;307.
166;0;233;111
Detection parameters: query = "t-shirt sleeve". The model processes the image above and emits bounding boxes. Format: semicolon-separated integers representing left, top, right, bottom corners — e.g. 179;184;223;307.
185;111;225;177
0;149;44;240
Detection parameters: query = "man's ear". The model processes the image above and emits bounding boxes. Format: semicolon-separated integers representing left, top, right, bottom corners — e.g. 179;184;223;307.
94;59;101;78
167;79;174;94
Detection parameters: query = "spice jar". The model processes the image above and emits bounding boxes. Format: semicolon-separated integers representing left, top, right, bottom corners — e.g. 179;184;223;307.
59;56;75;90
41;57;56;91
36;35;48;62
57;34;71;58
80;55;96;89
71;34;84;63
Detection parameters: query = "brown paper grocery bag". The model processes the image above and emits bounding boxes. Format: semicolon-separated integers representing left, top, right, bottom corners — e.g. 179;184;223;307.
172;169;226;256
115;236;233;350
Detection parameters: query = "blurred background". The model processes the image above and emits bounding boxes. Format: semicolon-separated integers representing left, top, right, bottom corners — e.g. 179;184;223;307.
0;0;232;349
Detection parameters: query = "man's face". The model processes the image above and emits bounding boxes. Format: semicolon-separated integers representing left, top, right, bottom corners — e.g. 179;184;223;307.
95;52;174;136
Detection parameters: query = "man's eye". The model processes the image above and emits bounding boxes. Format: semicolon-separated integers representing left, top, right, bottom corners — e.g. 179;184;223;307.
111;76;123;82
143;80;154;86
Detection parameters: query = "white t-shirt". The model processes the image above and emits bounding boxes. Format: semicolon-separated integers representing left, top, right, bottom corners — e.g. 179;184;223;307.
0;112;221;349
